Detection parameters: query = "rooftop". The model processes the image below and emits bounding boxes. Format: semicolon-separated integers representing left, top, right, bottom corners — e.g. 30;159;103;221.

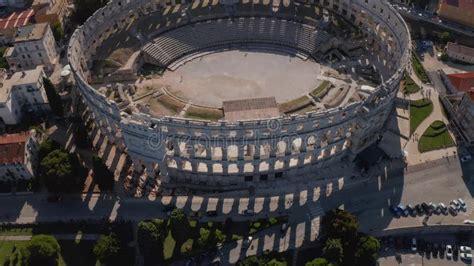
0;9;34;31
14;22;49;42
447;72;474;101
0;66;44;102
447;42;474;57
223;97;280;122
0;131;30;165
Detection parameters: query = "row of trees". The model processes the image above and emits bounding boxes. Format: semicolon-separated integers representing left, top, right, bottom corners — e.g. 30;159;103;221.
305;209;380;266
38;138;87;193
17;233;122;266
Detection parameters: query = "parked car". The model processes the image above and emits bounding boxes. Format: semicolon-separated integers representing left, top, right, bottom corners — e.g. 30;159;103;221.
242;209;255;216
397;205;409;216
449;205;458;215
446;245;453;258
458;198;466;206
460;155;472;162
463;220;474;225
429;202;440;214
390;205;401;217
460;246;472;253
438;203;448;215
460;252;473;260
206;210;218;217
415;204;424;215
411;238;417;252
241;236;253;249
451;199;460;208
421;203;431;214
406;204;417;216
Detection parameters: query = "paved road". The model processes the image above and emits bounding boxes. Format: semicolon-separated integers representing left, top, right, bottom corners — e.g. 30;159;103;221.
0;157;472;265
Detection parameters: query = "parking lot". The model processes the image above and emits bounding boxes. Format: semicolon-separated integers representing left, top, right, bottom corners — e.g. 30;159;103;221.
378;233;473;266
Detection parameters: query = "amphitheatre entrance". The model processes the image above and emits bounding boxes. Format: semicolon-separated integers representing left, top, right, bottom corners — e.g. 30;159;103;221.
159;49;327;108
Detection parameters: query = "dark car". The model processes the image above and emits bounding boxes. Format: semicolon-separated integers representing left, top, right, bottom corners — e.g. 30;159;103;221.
390;205;401;216
415;204;424;215
206;210;218;217
421;203;431;214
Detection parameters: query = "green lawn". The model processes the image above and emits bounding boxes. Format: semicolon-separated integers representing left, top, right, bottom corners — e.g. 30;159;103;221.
418;121;455;153
0;240;96;266
163;231;176;260
403;74;421;94
410;98;433;134
412;53;430;84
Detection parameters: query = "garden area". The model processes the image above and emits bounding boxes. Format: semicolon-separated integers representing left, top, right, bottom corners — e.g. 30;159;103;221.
418;120;455;153
138;209;288;265
0;221;134;266
411;53;430;84
402;73;421;94
409;98;433;134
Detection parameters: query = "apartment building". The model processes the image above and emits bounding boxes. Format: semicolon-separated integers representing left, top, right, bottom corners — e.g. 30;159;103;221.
4;22;59;72
0;130;39;180
0;66;50;125
32;0;69;27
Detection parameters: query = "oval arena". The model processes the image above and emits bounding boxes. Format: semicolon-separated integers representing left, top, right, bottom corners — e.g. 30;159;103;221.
68;0;411;195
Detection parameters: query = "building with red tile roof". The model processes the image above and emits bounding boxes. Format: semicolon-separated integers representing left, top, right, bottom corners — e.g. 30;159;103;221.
440;70;474;147
447;72;474;101
0;9;34;45
0;130;39;180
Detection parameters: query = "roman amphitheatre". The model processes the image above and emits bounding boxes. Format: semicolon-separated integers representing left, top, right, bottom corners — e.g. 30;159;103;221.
68;0;411;195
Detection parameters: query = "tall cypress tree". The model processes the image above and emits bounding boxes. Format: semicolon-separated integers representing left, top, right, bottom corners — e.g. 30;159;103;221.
43;77;64;116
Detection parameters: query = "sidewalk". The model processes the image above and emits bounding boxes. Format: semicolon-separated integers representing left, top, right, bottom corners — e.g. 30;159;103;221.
402;72;457;165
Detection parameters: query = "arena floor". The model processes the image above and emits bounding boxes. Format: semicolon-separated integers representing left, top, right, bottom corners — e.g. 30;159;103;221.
160;49;330;107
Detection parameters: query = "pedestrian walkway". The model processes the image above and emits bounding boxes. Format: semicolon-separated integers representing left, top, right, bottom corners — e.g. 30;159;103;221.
402;72;457;165
0;233;99;241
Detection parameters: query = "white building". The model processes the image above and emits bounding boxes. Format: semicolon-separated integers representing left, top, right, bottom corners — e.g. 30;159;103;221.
0;130;39;180
0;66;50;125
446;42;474;65
4;22;59;72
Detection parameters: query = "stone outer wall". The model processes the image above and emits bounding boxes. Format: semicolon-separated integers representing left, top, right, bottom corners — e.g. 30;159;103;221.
67;0;411;192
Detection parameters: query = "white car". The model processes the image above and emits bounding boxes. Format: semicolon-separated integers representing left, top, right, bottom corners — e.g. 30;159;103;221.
446;245;453;258
458;198;466;206
460;246;472;253
460;252;473;260
464;220;474;225
411;238;417;251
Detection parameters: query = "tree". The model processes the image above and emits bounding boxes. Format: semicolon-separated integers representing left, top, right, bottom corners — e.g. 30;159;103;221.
321;209;359;242
214;228;226;244
137;219;166;259
93;233;121;263
323;238;343;265
355;236;380;266
38;138;60;161
40;149;85;193
305;258;334;266
43;77;64;117
22;235;60;266
197;227;211;248
267;259;287;266
51;22;64;42
92;155;114;191
71;0;108;25
438;31;451;45
0;47;9;69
